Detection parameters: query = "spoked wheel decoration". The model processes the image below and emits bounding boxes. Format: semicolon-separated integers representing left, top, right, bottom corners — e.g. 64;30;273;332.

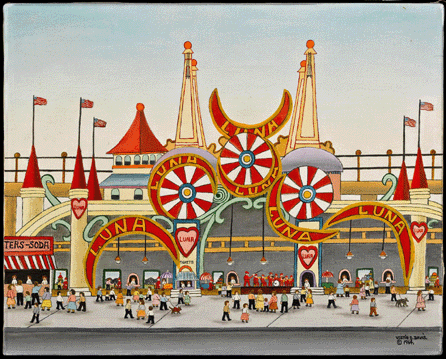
149;154;217;220
280;166;334;220
217;133;280;197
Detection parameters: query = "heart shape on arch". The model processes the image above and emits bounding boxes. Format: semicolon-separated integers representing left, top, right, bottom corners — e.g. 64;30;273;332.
410;222;428;243
71;198;88;220
175;227;199;258
298;246;318;270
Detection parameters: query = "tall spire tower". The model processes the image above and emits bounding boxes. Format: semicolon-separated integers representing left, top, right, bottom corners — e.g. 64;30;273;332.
285;40;321;153
174;41;207;149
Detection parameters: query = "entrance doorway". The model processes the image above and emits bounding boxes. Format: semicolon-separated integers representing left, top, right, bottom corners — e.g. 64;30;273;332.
126;273;140;287
300;271;316;287
226;271;240;286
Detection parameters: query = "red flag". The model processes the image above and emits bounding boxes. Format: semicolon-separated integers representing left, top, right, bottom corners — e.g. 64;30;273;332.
81;99;94;108
94;118;107;127
420;102;433;111
33;96;47;106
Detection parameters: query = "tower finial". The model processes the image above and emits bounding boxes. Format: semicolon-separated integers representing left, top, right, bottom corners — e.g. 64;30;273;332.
184;41;192;49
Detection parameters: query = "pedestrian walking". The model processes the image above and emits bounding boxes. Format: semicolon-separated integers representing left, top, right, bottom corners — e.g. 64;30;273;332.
416;290;426;311
184;291;191;306
369;297;379;317
105;292;110;301
263;297;269;312
327;290;337;308
226;282;233;298
291;289;300;309
300;286;307;303
115;289;124;306
56;291;65;310
177;289;185;305
109;288;116;301
350;295;359;314
105;278;112;291
390;285;397;301
6;284;16;309
133;289;140;303
31;281;42;305
369;278;375;295
359;284;366;300
222;300;231;321
146;306;155;324
146;287;152;301
269;291;278;313
425;276;430;290
137;299;146;320
126;282;133;297
385;279;391;294
41;287;52;311
124;299;134;319
373;281;379;295
159;292;168;311
77;292;86;312
15;280;24;306
30;303;40;324
96;286;104;302
248;290;256;310
24;291;32;309
428;287;435;301
67;289;77;313
241;303;250;323
255;290;264;312
220;283;227;297
152;290;160;308
305;289;314;307
344;285;350;297
335;279;345;297
280;290;289;313
365;282;371;297
232;290;241;309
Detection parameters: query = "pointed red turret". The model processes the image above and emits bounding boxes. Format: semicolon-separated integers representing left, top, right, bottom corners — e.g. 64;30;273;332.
393;161;410;200
22;145;43;188
107;103;167;154
411;147;428;189
87;157;102;200
71;146;87;190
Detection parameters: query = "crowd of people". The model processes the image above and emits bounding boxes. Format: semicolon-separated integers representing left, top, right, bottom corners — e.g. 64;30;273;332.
242;272;295;287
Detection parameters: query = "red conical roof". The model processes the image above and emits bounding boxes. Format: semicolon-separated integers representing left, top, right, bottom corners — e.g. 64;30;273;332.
107;103;167;154
411;147;428;189
71;146;87;190
393;161;410;200
22;145;43;188
87;157;102;200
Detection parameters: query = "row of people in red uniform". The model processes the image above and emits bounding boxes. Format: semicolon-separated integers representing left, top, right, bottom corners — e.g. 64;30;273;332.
243;271;294;287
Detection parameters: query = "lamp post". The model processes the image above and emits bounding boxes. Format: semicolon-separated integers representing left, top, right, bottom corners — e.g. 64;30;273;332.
227;201;234;266
142;235;148;264
260;196;267;265
115;236;121;264
379;223;387;259
346;220;354;259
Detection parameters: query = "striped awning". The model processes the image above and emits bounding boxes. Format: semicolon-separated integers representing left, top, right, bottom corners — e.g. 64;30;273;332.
4;255;56;270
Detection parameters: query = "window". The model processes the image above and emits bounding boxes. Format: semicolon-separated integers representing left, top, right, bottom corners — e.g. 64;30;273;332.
134;188;143;200
150;154;156;165
111;189;120;200
115;156;122;166
124;155;131;165
142;155;149;165
103;269;122;289
134;155;141;165
339;269;352;282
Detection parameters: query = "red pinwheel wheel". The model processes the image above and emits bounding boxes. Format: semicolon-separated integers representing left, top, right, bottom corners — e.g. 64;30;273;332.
159;165;214;219
280;166;334;220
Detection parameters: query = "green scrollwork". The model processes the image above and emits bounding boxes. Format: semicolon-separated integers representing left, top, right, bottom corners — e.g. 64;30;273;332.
151;215;174;233
41;174;61;206
83;216;109;242
379;173;398;201
427;219;439;229
51;219;71;241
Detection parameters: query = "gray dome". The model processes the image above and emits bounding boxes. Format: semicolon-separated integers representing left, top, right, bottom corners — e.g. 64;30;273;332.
155;147;217;170
281;147;343;173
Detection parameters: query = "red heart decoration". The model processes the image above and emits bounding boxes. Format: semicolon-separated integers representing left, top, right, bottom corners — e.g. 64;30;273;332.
410;222;428;243
71;198;88;220
175;227;199;258
298;246;318;269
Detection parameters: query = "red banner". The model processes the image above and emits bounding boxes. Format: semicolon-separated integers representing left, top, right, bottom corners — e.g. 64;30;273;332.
4;236;53;256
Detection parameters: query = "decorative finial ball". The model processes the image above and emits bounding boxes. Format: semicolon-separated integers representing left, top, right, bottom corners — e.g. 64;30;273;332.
136;103;145;111
192;59;197;66
306;40;315;48
184;41;192;49
300;60;306;67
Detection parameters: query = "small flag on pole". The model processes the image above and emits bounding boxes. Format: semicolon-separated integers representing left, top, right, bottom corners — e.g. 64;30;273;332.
404;117;416;127
420;102;433;111
81;98;94;108
33;96;47;105
94;118;107;127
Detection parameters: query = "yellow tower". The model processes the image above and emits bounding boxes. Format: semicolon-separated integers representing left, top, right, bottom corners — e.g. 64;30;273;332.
174;41;207;149
285;40;321;153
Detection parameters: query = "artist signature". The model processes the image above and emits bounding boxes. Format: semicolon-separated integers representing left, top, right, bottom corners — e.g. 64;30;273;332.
395;334;428;345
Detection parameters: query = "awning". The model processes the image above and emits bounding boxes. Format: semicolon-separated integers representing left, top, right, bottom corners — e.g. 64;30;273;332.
4;255;56;270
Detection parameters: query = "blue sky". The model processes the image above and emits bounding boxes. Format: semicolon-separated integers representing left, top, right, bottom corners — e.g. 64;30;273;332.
4;3;443;183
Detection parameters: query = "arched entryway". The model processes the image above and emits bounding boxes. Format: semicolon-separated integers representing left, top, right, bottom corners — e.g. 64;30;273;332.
226;271;240;286
126;273;140;287
300;270;316;287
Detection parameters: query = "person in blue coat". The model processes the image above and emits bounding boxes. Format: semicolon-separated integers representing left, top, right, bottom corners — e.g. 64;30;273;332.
335;279;345;297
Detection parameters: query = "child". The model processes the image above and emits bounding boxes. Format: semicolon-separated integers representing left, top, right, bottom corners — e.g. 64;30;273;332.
291;290;300;309
248;290;255;310
56;291;65;310
24;291;32;309
77;292;86;312
137;299;146;320
374;281;379;295
41;287;52;311
160;292;169;311
416;290;426;311
184;291;191;306
344;285;350;298
428;286;435;301
327;290;337;308
300;286;307;303
133;289;140;303
109;288;116;301
124;299;134;319
178;289;185;305
269;291;278;313
390;285;397;302
369;297;378;317
221;283;227;298
6;284;16;309
305;289;314;307
280;290;289;313
115;289;124;306
139;291;144;302
365;282;371;297
232;291;241;309
30;303;40;324
146;306;155;324
241;303;250;323
96;286;104;302
359;284;366;300
222;300;231;321
350;295;359;314
152;290;160;308
146;287;152;301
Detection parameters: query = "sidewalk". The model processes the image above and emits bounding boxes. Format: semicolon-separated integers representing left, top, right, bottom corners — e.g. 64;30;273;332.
4;293;442;331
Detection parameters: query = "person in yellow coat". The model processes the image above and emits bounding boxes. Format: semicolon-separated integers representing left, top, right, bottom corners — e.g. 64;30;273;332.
115;289;124;306
137;298;146;320
305;289;314;307
41;287;52;311
255;289;264;312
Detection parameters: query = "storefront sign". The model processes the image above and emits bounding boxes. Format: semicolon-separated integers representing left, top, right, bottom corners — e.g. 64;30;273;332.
71;198;88;219
175;227;199;258
410;221;428;243
298;246;318;269
4;236;53;256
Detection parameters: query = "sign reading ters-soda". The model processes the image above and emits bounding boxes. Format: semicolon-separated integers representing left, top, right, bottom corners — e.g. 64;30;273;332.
4;237;54;256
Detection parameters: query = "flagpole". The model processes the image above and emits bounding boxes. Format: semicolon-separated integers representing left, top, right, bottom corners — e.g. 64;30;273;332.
417;99;421;149
403;115;406;162
32;96;35;147
78;97;83;148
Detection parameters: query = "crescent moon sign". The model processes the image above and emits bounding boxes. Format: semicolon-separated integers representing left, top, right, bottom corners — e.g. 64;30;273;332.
209;88;293;139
